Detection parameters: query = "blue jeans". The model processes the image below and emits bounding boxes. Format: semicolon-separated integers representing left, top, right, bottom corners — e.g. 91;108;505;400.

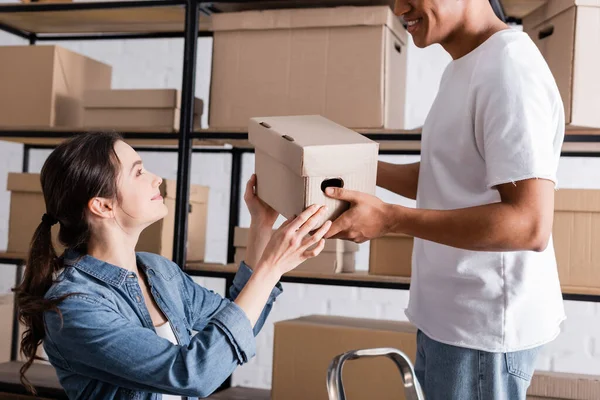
415;330;540;400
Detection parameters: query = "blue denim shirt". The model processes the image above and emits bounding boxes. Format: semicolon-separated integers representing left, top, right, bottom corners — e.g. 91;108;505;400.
42;250;282;400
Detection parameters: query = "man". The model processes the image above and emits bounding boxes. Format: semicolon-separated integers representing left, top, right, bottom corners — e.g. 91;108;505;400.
325;0;566;399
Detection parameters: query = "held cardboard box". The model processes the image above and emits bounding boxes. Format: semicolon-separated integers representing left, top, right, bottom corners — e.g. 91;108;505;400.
137;179;209;262
369;233;413;277
249;115;378;228
83;89;203;131
523;0;600;128
210;6;450;129
527;371;600;399
0;45;111;128
272;315;417;400
553;189;600;292
7;173;62;255
233;227;358;273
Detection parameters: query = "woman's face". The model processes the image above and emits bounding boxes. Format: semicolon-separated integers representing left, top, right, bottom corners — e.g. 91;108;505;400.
113;140;168;230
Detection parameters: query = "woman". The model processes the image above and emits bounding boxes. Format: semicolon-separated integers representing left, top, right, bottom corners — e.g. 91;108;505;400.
15;132;331;399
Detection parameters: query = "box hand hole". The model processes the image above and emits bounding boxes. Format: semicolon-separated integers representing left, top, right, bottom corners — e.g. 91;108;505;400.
538;26;554;40
321;178;344;193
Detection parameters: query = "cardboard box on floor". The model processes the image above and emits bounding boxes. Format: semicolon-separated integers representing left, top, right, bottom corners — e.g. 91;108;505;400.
552;189;600;292
137;179;209;262
369;234;413;277
209;6;449;129
0;45;111;128
527;371;600;399
272;315;417;400
234;227;358;273
523;0;600;128
0;294;14;364
249;115;378;228
7;173;209;262
83;89;204;131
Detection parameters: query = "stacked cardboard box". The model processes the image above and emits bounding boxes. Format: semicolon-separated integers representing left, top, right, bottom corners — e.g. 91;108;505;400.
369;233;413;277
249;115;379;228
0;294;14;364
83;89;203;131
0;45;111;128
524;0;600;128
234;227;358;273
7;173;209;262
210;6;450;129
272;315;417;400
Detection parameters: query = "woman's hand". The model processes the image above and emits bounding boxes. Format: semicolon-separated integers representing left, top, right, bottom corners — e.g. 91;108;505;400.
257;204;332;277
244;174;278;229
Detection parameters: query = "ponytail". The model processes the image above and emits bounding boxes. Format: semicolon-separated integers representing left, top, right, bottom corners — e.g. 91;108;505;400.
14;214;72;394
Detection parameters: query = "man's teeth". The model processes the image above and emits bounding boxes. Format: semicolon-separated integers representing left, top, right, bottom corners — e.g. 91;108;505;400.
407;20;420;27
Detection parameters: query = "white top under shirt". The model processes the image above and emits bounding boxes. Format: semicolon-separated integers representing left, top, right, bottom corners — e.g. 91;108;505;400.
405;29;566;353
155;321;184;400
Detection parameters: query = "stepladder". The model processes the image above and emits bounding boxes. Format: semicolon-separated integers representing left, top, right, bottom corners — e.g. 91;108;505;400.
327;348;425;400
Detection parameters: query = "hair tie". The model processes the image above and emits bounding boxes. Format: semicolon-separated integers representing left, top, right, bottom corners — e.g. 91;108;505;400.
41;213;58;226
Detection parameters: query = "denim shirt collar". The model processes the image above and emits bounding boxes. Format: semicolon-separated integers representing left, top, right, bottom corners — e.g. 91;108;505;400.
63;248;150;288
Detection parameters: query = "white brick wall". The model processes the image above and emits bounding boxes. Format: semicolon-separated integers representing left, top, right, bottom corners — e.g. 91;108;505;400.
1;19;599;391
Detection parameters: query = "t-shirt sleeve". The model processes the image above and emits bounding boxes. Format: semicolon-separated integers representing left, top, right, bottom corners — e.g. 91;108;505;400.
473;45;564;189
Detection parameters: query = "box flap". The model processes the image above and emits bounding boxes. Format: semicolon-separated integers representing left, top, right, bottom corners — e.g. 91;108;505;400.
555;189;600;213
161;180;209;203
7;173;42;193
249;115;379;177
212;5;407;42
528;371;600;400
275;314;417;333
523;0;600;30
234;226;359;252
84;89;204;114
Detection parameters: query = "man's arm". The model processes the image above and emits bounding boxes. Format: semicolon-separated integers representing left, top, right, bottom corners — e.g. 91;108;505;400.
377;161;420;200
325;178;554;252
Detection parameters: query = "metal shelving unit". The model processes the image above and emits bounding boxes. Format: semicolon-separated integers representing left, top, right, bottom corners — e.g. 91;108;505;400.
0;0;596;397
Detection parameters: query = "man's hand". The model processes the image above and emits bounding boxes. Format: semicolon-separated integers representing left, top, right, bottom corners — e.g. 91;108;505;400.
324;187;391;243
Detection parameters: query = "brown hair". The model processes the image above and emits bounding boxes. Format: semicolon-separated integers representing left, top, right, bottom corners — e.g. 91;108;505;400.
13;132;122;394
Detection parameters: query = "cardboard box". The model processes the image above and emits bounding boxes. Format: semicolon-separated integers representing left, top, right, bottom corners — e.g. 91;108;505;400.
137;179;209;262
527;371;600;399
210;6;449;129
206;387;269;400
249;115;378;228
233;227;358;273
0;294;14;364
7;173;209;262
0;45;111;128
272;315;417;400
83;89;203;130
553;189;600;291
7;173;62;255
524;0;600;128
369;234;413;277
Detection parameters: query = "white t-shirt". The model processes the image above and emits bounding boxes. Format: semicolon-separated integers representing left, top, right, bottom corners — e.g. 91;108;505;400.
155;321;184;400
405;29;566;353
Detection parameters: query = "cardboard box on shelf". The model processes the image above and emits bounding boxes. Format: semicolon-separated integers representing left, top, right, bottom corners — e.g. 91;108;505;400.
272;315;417;400
369;234;413;277
7;173;62;255
209;6;449;129
523;0;600;128
0;294;14;364
7;173;208;262
249;115;378;228
83;89;203;131
233;227;358;273
0;45;111;128
527;371;600;399
137;179;209;262
553;189;600;292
